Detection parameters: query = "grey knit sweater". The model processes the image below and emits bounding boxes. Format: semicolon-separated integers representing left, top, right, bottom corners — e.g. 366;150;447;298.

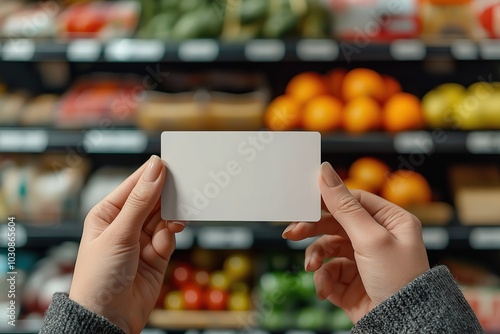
39;266;484;334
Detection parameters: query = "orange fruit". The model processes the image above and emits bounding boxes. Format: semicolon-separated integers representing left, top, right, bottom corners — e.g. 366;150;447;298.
383;93;424;132
342;68;386;103
264;95;302;131
383;75;402;101
302;95;343;132
348;157;391;193
343;96;382;133
325;68;347;100
343;178;377;193
381;170;432;208
286;72;329;103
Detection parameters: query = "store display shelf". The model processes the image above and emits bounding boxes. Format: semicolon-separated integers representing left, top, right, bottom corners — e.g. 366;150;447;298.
2;222;499;250
1;39;500;63
1;128;499;155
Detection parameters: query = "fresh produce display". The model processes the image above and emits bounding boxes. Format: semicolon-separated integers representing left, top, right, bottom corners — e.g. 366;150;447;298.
422;82;500;130
265;68;424;133
341;156;433;208
159;251;254;312
258;252;352;331
137;0;329;40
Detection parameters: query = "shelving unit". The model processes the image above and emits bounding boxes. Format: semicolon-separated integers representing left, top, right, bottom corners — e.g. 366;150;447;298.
1;29;500;334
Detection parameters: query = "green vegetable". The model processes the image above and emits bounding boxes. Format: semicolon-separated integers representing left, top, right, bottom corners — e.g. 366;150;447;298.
261;9;299;38
198;5;224;38
159;0;179;12
178;0;207;13
239;0;268;25
142;12;178;39
295;307;327;330
171;10;205;39
330;307;353;330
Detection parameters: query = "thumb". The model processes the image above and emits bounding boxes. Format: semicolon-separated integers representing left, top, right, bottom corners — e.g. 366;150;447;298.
110;155;166;242
320;162;387;250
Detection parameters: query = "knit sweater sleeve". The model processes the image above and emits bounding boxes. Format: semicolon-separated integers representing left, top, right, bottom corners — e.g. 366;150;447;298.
351;265;485;334
39;293;125;334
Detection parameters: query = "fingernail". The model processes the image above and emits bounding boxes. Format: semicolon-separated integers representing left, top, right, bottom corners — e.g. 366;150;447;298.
172;221;187;227
321;162;342;188
143;155;163;182
304;257;310;271
282;222;298;239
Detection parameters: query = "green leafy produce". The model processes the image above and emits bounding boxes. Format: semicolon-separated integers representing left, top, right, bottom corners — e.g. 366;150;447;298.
171;10;205;39
261;9;299;38
295;307;327;330
239;0;268;25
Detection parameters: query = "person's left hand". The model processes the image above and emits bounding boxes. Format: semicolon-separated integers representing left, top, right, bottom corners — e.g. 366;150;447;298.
69;156;186;334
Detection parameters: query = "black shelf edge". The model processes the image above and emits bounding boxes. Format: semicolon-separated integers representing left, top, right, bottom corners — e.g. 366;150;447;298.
1;39;500;63
1;128;499;155
2;223;499;250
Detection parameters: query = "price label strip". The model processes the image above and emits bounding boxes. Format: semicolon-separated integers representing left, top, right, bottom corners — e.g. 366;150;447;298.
67;40;101;62
470;228;500;249
83;130;148;153
197;227;253;249
2;39;35;61
245;40;286;62
394;131;434;154
390;40;426;61
422;228;449;250
466;132;500;154
0;130;49;152
105;39;165;62
178;40;219;62
296;40;339;61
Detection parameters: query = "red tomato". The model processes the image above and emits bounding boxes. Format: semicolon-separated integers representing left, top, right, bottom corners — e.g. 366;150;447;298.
172;263;193;288
194;270;210;288
182;284;204;310
204;288;229;311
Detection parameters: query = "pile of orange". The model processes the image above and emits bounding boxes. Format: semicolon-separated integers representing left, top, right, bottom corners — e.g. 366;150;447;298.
264;68;425;133
343;157;432;208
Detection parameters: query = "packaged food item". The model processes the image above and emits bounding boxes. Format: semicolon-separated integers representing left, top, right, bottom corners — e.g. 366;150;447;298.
58;1;140;39
420;0;477;40
474;0;500;38
327;0;420;41
2;3;60;38
21;94;58;126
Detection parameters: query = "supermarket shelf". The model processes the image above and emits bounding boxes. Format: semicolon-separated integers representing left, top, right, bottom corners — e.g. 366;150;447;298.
2;222;500;250
1;128;499;155
1;39;500;63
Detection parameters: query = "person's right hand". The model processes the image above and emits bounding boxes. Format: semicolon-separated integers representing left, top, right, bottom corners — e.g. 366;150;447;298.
282;162;430;323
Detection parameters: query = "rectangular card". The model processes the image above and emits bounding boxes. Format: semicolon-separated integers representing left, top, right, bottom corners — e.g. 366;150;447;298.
161;131;321;222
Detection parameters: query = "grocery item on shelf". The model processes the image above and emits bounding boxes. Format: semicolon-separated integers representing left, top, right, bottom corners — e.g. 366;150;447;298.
58;1;140;39
57;75;142;129
340;156;449;225
442;258;500;331
476;0;500;38
20;95;59;127
80;167;134;219
420;0;476;40
22;243;78;317
0;155;90;224
0;92;29;126
138;71;269;131
2;2;59;38
423;81;500;130
138;0;329;40
325;0;421;41
450;165;500;225
266;68;423;133
257;253;352;331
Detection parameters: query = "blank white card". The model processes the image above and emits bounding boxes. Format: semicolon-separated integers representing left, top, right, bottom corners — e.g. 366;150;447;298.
161;131;321;222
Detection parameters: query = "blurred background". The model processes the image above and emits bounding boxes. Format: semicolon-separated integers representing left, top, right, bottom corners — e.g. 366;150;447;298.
0;0;500;333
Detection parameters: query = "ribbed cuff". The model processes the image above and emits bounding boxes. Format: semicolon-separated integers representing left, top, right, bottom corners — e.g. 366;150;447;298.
351;266;485;334
39;293;126;334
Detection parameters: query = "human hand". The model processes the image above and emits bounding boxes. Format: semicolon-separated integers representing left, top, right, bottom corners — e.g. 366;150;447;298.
69;156;186;334
282;162;430;323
